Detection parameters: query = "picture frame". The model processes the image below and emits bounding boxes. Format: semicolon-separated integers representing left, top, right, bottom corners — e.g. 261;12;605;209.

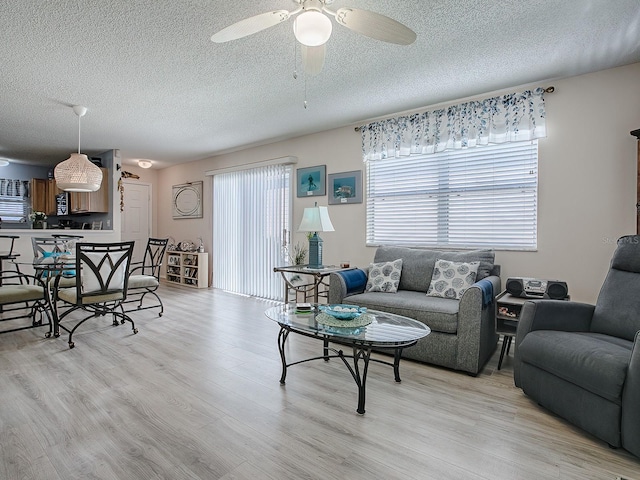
328;170;363;204
168;255;179;266
296;165;326;197
172;181;203;219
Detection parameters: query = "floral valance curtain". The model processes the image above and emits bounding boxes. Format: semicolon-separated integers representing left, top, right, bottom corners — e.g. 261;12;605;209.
361;87;547;162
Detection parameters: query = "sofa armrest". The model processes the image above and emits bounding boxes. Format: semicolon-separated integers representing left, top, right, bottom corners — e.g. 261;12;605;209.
622;331;640;458
455;275;501;374
328;269;368;304
513;300;595;387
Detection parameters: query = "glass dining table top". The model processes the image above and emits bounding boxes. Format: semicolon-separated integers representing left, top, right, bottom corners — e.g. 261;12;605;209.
264;303;430;347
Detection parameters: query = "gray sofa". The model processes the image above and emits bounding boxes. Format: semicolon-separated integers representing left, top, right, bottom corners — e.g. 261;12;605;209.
514;235;640;458
328;246;501;375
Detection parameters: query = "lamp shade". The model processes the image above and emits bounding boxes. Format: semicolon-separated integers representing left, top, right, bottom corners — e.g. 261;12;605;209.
298;205;335;232
293;11;332;47
54;153;103;192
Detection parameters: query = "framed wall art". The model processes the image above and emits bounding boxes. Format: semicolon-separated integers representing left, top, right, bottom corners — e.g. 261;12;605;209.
172;181;203;219
328;170;363;205
296;165;326;197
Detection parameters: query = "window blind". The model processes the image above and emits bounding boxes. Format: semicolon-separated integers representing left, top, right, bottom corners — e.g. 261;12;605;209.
0;179;29;223
366;140;538;250
212;164;291;300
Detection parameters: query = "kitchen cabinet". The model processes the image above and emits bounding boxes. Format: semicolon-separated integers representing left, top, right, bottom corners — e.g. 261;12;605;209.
69;168;109;214
30;178;62;216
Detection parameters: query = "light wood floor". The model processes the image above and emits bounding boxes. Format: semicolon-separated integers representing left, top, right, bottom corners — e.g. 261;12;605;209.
0;284;638;480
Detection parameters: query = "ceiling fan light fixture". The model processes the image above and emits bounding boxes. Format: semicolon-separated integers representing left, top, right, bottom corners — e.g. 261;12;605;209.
293;11;332;46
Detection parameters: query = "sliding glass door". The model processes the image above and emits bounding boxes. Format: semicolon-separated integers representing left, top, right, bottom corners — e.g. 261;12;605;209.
212;163;291;300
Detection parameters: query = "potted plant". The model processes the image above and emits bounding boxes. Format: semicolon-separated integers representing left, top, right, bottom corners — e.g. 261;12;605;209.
29;211;48;229
289;242;308;266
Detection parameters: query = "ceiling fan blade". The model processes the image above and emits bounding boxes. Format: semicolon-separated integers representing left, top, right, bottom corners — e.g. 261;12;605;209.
301;45;326;76
211;10;291;43
334;8;417;45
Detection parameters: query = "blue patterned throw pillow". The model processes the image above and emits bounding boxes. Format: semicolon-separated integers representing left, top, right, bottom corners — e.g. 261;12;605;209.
426;259;479;300
365;258;403;293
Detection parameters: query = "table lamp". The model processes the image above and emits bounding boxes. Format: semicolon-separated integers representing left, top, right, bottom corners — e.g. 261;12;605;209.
298;203;334;269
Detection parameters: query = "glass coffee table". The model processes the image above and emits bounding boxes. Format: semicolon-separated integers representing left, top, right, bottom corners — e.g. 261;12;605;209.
264;303;430;414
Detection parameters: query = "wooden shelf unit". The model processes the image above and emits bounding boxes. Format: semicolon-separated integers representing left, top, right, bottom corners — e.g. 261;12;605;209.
165;251;208;288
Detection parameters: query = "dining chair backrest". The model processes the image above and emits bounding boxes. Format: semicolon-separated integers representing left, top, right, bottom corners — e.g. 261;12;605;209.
139;238;169;278
0;235;20;275
32;237;79;259
73;241;134;303
0;235;19;257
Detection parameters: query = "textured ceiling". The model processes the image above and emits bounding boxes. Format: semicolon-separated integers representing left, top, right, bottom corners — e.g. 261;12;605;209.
0;0;639;169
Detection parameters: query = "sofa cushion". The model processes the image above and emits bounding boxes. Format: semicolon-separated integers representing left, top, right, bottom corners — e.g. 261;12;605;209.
427;259;479;300
373;246;495;293
343;290;460;334
518;331;632;403
365;259;403;293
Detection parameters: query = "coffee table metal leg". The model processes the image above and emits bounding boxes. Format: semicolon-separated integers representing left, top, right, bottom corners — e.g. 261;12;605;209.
278;327;290;384
323;338;330;361
335;345;372;414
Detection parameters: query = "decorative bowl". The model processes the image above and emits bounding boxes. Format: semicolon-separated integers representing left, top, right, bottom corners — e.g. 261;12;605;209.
320;304;367;320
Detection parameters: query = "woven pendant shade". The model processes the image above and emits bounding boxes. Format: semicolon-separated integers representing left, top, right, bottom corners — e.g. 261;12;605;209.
54;105;103;192
54;153;103;192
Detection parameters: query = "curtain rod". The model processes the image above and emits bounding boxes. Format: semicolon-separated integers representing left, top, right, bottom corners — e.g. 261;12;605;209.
354;86;555;132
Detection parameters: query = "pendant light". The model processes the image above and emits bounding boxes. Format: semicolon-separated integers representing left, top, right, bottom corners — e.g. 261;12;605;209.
54;105;103;192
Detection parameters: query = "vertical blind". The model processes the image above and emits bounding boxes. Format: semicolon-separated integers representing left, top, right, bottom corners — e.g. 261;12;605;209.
212;164;291;300
366;140;538;250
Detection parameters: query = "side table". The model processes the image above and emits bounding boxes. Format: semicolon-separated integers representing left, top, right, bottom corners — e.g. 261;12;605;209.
273;265;354;303
495;291;569;369
495;292;527;370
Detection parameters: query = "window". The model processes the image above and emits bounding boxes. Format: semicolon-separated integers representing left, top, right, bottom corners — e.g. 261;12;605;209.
0;179;29;223
366;140;538;250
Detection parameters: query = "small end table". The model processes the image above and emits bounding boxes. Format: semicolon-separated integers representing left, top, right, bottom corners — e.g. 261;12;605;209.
495;292;527;369
273;265;354;303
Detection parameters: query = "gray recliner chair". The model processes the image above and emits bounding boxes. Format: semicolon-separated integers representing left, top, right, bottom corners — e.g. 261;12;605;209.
514;235;640;458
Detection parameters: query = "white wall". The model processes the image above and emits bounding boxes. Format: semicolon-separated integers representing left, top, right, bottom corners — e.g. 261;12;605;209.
153;62;640;303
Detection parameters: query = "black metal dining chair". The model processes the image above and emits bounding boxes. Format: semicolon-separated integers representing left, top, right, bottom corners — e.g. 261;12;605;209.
55;241;136;348
31;236;83;290
0;234;21;278
123;237;168;316
0;270;54;336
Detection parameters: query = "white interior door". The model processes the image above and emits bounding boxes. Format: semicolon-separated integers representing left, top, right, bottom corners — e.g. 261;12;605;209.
121;181;151;265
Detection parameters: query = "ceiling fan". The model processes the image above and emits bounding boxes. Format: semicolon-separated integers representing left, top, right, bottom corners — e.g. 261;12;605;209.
211;0;416;75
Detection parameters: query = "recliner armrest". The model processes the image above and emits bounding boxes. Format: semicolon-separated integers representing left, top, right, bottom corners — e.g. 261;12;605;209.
514;300;595;387
517;300;594;338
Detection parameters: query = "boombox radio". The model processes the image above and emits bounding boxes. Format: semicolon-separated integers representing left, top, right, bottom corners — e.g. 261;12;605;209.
505;277;569;300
